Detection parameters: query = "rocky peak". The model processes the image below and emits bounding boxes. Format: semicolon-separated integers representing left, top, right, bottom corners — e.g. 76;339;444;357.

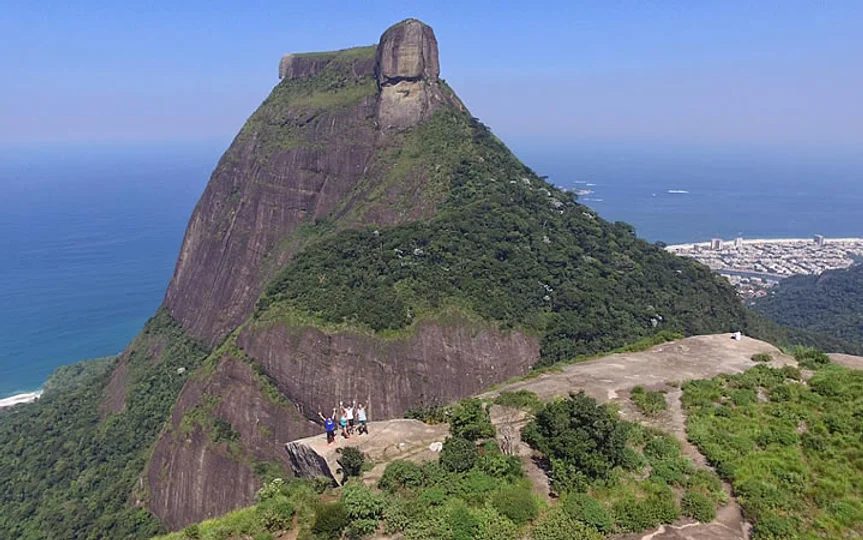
374;19;454;130
375;18;440;85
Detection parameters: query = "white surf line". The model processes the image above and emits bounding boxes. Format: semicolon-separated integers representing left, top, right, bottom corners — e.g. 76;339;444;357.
0;391;43;409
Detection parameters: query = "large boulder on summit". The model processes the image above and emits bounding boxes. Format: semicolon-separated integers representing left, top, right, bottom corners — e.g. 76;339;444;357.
376;19;456;129
376;18;440;82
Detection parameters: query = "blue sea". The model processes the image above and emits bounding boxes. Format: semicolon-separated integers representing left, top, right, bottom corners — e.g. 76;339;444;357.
1;140;862;399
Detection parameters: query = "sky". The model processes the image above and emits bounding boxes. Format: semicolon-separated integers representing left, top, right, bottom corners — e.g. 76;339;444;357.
2;1;862;151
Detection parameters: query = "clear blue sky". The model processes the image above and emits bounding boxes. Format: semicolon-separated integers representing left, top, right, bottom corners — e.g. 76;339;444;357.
2;1;861;150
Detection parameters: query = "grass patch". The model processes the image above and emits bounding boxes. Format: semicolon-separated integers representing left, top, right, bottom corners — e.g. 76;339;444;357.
630;386;668;416
683;363;863;539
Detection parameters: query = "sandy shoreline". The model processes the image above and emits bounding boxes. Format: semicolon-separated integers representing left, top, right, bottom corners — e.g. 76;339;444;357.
0;391;43;409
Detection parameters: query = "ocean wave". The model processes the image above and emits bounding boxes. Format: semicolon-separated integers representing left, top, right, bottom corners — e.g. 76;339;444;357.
0;391;42;409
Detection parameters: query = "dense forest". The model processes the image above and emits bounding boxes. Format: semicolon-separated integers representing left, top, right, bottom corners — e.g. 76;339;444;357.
0;310;209;539
753;263;863;345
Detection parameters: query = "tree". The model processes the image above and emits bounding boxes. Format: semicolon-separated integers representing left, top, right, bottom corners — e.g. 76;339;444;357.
522;392;628;484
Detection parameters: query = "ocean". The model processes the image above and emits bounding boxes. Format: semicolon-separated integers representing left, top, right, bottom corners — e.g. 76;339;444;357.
0;142;220;400
1;140;862;400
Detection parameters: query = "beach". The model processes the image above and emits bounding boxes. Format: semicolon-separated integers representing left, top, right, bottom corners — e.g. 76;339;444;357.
0;391;42;409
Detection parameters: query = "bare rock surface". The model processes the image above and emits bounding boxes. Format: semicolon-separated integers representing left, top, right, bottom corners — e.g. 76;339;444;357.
828;352;863;369
481;334;794;403
286;419;448;485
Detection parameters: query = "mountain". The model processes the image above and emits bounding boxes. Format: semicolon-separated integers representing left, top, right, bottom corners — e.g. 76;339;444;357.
753;263;863;345
0;19;808;539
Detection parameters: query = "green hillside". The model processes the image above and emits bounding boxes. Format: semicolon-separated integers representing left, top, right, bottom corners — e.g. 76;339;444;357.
257;107;750;366
753;264;863;345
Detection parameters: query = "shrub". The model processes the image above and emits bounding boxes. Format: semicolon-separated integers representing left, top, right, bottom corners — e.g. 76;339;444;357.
493;390;542;413
312;475;335;494
522;392;628;481
751;352;773;363
256;477;287;501
650;456;695;486
686;469;724;498
382;498;418;534
477;441;523;479
341;481;384;522
621;446;648;472
439;436;477;473
336;447;365;483
462;468;497;504
681;490;716;523
792;347;831;369
491;484;538;525
417;486;448;507
630;386;668;415
378;460;424;492
562;493;613;533
255;496;294;531
643;433;681;463
474;505;520;540
548;457;590;494
613;482;679;532
447;500;480;540
449;398;495;441
405;403;449;424
181;524;200;539
312;502;348;540
531;507;603;540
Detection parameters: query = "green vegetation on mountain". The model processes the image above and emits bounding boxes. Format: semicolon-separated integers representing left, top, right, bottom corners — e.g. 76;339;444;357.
0;310;208;540
257;108;753;365
683;363;863;539
753;263;863;346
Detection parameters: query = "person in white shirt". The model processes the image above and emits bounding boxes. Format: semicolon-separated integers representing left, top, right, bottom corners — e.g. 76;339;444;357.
357;403;368;435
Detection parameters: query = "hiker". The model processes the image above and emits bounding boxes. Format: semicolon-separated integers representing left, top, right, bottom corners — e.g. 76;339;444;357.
339;407;350;439
357;403;368;435
318;410;336;445
344;401;355;435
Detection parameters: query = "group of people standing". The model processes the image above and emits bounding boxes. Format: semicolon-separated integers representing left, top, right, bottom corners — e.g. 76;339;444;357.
318;400;368;445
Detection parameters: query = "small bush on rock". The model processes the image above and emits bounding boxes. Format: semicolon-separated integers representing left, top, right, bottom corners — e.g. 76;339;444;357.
751;352;773;363
336;447;365;483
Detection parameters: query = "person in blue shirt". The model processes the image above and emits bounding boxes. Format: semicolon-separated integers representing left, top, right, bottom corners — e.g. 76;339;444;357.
318;410;337;445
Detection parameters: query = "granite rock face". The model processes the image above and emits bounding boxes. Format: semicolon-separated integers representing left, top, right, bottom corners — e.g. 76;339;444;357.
376;19;440;83
279;48;377;80
376;19;455;129
146;356;316;530
284;441;338;484
237;318;539;421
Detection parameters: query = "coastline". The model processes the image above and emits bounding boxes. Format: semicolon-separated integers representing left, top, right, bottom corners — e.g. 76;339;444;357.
0;391;43;409
665;237;863;251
